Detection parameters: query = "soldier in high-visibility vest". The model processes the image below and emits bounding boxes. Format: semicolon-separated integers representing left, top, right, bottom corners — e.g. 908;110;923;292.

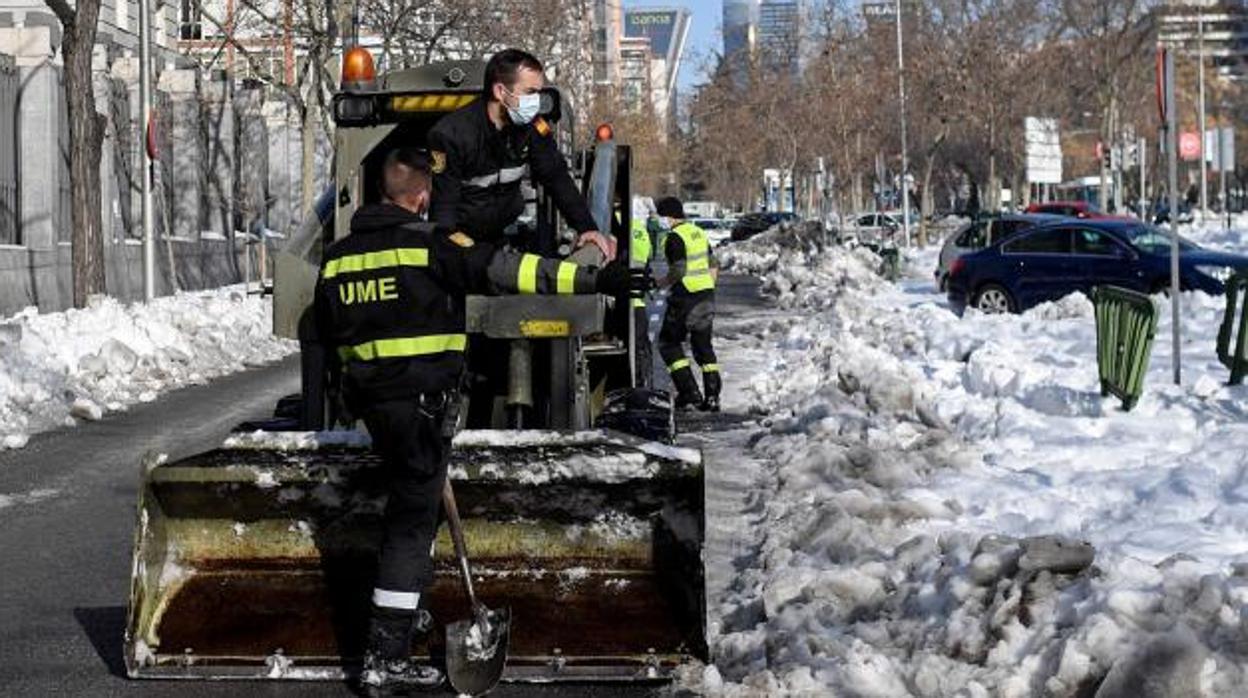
655;196;720;411
630;199;654;386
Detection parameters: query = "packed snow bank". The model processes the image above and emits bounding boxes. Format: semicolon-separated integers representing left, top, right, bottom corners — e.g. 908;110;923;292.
703;227;1248;695
0;287;297;450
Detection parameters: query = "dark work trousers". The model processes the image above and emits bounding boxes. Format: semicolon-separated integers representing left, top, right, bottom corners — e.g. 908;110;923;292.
359;393;452;615
659;291;718;396
633;304;653;388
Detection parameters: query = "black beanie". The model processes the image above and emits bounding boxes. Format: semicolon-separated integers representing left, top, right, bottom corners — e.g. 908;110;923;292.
655;197;685;219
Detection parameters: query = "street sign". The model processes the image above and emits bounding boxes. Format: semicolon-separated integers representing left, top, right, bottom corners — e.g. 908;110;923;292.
1024;116;1062;184
1206;127;1236;172
1180;132;1201;161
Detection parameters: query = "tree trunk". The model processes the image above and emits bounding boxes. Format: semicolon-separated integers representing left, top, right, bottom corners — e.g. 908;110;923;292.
62;0;107;308
301;101;316;214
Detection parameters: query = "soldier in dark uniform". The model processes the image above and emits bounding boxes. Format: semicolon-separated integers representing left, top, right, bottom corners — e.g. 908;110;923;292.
427;48;616;424
426;48;614;259
314;148;637;691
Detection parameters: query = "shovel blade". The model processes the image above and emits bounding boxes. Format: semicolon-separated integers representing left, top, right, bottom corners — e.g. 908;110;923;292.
446;607;511;696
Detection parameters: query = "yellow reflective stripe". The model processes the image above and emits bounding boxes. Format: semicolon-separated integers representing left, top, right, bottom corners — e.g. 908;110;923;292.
323;248;429;279
702;363;720;373
667;358;691;373
632;297;646;308
684;276;715;292
518;254;540;294
337;334;467;362
556;261;578;294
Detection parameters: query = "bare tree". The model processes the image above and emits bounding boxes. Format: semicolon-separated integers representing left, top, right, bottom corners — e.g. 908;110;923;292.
190;0;341;212
46;0;107;307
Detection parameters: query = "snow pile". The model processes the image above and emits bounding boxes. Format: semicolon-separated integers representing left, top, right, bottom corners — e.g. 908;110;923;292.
0;287;297;450
719;225;887;310
705;227;1248;695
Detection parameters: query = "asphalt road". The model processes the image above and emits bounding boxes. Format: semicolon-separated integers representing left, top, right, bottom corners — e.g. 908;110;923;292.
0;274;764;697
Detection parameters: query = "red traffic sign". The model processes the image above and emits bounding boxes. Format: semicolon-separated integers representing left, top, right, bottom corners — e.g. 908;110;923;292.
1180;132;1201;161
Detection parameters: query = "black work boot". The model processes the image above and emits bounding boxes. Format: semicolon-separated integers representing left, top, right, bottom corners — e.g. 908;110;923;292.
360;608;443;693
699;372;722;413
670;367;704;410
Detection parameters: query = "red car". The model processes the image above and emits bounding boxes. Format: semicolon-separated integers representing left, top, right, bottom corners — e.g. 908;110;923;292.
1024;200;1136;221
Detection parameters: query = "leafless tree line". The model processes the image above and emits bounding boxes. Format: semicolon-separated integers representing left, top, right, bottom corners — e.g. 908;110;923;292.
684;0;1246;242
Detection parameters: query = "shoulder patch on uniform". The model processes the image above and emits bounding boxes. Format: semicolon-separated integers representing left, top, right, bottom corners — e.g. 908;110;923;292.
448;231;475;248
533;117;552;137
430;150;446;174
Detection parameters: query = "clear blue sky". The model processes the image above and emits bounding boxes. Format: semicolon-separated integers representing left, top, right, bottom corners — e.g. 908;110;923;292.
622;0;721;91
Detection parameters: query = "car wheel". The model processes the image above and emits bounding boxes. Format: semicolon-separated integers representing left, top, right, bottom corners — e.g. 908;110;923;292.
973;284;1015;314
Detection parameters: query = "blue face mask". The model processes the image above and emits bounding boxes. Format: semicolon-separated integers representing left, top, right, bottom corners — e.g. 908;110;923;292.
505;88;541;125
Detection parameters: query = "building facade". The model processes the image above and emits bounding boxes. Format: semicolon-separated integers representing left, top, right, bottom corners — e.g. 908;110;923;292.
757;0;807;75
622;7;689;130
723;0;756;70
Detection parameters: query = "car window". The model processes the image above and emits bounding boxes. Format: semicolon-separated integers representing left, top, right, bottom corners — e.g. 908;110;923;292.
1121;225;1198;254
1003;228;1070;254
1072;228;1122;256
857;214;875;226
956;222;987;248
994;220;1032;241
953;222;977;247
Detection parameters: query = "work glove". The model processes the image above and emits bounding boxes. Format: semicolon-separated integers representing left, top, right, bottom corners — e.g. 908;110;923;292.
594;261;653;298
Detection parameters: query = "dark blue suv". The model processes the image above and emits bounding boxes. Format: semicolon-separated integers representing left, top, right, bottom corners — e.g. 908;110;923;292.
946;220;1248;314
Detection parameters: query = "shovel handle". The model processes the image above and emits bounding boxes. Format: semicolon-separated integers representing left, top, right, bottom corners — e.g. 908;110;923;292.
441;478;480;610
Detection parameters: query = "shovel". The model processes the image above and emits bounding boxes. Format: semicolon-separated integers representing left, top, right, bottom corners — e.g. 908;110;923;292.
441;478;511;696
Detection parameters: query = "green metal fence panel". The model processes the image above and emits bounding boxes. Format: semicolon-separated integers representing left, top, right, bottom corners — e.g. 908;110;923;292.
1216;273;1248;385
1094;285;1158;411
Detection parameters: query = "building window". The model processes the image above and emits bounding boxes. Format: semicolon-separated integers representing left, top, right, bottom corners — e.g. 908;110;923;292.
180;0;202;40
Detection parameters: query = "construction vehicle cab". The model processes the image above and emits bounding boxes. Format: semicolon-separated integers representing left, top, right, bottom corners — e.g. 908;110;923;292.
124;56;706;683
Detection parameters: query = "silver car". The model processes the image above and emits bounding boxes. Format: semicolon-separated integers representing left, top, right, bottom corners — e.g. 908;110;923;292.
935;214;1066;290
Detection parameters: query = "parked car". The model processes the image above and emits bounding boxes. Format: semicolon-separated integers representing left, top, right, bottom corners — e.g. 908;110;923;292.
1024;200;1136;221
935;213;1066;290
730;211;798;242
691;217;733;246
840;212;899;245
946;219;1248;314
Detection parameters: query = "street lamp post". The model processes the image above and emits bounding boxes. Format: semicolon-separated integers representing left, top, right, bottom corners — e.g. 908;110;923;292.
1199;14;1208;217
895;0;911;247
139;0;155;300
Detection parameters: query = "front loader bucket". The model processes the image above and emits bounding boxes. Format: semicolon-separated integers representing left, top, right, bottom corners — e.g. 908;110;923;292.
124;429;705;682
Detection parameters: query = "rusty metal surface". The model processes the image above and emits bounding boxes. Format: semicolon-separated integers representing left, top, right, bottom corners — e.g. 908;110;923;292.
125;437;706;681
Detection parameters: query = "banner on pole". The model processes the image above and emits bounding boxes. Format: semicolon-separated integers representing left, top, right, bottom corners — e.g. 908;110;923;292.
1205;128;1236;172
1024;117;1062;184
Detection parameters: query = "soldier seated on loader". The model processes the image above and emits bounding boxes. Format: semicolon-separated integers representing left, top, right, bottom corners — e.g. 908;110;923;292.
427;47;614;259
313;147;645;691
